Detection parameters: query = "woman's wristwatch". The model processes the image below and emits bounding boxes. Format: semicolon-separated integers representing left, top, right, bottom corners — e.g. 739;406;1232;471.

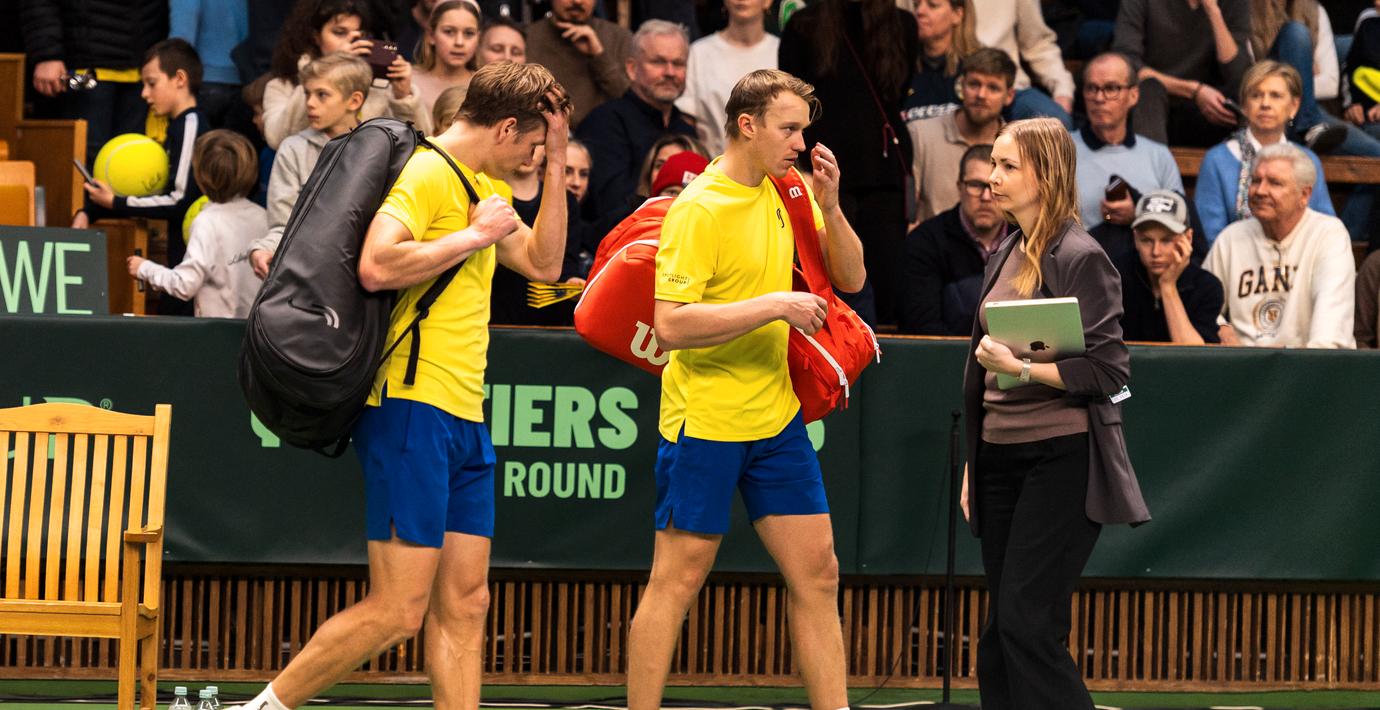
1018;357;1032;384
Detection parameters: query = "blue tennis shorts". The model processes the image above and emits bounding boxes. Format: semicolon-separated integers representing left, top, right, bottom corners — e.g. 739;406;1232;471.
352;396;496;547
653;411;828;535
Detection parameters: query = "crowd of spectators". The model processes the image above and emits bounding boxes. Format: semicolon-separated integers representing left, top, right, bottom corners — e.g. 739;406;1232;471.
12;0;1380;347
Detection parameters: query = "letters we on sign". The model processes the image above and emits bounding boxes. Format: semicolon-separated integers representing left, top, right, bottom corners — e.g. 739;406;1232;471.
0;226;108;315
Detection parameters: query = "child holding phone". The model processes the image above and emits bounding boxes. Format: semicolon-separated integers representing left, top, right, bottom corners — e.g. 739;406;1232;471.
125;130;265;318
73;38;209;316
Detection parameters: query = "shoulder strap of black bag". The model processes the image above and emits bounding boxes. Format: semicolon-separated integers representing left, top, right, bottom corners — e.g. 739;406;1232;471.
377;135;484;386
839;32;901;160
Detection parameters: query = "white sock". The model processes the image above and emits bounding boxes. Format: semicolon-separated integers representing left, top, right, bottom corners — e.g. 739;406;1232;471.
247;684;290;710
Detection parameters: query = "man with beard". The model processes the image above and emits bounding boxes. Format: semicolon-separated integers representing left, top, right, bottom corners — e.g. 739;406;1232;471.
576;19;696;218
526;0;632;126
899;143;1008;335
908;48;1014;224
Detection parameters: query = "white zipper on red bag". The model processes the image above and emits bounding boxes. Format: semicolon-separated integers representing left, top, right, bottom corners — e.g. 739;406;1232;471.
797;328;850;402
862;319;881;362
573;238;661;312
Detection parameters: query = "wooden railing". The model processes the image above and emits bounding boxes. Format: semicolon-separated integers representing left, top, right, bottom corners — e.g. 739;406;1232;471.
1;568;1376;691
1172;147;1380;184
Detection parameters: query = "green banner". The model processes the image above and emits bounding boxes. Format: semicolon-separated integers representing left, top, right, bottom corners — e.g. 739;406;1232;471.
2;317;1378;580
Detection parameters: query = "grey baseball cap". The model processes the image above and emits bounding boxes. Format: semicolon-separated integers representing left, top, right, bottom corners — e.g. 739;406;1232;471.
1132;190;1190;234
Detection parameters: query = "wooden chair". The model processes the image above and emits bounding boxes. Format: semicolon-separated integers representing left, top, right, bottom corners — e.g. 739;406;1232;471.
13;118;87;228
0;403;172;710
0;159;37;226
0;53;23;148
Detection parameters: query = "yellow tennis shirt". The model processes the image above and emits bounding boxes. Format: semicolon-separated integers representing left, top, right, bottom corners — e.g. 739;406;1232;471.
654;160;824;443
367;143;508;422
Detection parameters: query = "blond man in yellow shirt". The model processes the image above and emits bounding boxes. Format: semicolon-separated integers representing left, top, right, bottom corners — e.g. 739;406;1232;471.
628;69;868;710
227;64;570;710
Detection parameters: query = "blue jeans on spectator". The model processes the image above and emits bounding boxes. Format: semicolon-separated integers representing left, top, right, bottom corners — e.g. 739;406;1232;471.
63;80;146;164
1272;22;1328;133
1332;122;1380;241
1072;20;1116;60
1007;88;1073;129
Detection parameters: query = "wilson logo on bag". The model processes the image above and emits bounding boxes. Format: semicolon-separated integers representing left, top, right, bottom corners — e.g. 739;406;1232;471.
574;173;879;422
630;320;670;367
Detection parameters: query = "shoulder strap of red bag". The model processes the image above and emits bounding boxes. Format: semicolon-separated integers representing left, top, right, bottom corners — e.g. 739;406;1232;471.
768;168;831;298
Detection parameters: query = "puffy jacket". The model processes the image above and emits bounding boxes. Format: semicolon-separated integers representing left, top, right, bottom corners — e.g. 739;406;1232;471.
22;0;168;69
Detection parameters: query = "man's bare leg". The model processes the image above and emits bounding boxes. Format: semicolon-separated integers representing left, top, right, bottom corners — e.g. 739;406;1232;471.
425;532;492;710
269;537;442;708
755;514;848;710
626;526;722;710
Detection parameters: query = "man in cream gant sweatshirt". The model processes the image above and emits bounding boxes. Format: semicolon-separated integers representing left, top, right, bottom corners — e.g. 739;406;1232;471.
1205;143;1355;348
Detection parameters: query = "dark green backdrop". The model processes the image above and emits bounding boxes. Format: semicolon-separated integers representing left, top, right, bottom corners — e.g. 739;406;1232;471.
3;317;1378;580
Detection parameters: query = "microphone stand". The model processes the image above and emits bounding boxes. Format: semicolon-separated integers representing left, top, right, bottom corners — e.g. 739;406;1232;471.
935;410;966;709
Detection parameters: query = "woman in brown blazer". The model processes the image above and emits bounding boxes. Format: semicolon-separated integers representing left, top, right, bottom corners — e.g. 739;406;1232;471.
960;117;1150;710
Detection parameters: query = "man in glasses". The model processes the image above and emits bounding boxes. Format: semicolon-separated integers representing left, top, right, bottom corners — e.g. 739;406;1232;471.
899;143;1007;335
1074;52;1186;236
909;48;1015;226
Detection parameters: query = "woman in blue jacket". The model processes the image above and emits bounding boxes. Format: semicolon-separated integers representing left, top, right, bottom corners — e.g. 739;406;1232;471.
1196;60;1333;244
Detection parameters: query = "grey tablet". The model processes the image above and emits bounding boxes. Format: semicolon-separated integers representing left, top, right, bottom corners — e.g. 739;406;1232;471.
985;296;1086;389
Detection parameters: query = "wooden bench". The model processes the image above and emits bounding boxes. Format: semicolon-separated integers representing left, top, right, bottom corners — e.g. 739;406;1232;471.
1172;146;1380;265
1172;146;1380;184
0;403;172;710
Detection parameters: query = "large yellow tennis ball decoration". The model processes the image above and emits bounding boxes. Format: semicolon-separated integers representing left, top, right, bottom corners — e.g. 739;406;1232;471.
93;134;168;197
182;195;210;236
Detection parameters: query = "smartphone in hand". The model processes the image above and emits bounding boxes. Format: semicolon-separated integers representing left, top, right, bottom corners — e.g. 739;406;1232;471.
1105;175;1131;202
1222;99;1247;123
73;158;96;184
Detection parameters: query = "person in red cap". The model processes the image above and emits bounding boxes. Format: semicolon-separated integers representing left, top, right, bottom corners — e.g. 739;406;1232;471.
649;150;710;198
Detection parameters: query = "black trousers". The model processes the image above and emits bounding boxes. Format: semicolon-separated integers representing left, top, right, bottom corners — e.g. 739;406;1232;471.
975;433;1101;710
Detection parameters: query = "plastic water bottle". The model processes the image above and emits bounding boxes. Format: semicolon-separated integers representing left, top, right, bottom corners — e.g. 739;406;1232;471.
196;688;215;710
206;686;221;709
170;687;192;710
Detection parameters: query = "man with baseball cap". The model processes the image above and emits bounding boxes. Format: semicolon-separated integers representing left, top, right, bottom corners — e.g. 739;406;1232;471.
1115;189;1224;344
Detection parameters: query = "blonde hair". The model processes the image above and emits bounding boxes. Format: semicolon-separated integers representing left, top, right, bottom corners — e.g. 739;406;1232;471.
456;62;568;133
1240;59;1303;103
935;0;981;76
1251;0;1319;63
724;69;820;142
432;84;468;133
415;0;482;73
997;118;1080;298
299;51;372;102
